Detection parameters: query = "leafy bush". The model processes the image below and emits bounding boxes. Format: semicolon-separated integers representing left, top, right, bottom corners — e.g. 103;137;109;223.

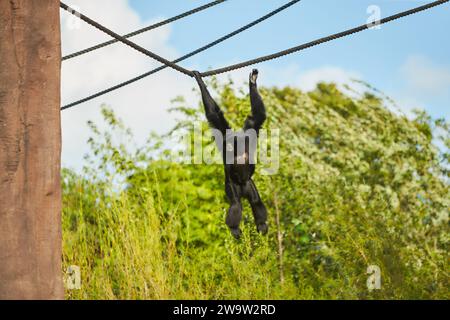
62;79;449;299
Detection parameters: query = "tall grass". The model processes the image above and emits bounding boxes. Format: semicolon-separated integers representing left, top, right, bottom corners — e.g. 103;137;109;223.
62;166;301;299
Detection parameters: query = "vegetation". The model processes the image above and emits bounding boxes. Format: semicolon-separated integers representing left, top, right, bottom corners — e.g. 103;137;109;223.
62;79;449;299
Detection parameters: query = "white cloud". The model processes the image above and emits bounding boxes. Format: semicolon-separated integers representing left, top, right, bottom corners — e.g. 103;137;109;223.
60;0;196;170
255;64;362;92
297;66;361;92
401;55;450;96
386;55;450;120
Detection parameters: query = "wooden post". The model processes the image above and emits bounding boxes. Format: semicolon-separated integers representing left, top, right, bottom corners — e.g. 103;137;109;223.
0;1;63;299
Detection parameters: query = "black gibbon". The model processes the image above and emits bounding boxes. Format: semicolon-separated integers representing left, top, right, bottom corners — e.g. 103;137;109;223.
193;69;268;239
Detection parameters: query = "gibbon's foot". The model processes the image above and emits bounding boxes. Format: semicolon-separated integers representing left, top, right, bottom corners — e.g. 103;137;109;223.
257;223;268;235
230;227;242;239
250;68;258;85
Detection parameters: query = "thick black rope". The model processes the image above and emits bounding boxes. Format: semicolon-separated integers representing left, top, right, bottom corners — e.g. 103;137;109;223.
201;0;450;76
61;0;302;110
62;0;228;61
60;2;194;77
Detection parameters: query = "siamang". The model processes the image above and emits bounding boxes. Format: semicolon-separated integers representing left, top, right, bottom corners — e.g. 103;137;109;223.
192;69;268;239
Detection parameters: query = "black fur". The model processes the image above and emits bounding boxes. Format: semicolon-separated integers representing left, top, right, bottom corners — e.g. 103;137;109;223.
193;69;268;239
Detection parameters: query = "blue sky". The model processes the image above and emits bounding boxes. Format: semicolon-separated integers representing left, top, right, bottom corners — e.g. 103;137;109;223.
129;0;450;119
60;0;449;170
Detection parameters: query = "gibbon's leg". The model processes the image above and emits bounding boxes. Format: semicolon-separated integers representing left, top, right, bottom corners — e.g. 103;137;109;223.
243;179;268;234
225;180;243;239
193;71;230;135
244;69;267;133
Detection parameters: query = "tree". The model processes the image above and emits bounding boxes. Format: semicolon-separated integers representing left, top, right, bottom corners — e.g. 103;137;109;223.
0;1;63;299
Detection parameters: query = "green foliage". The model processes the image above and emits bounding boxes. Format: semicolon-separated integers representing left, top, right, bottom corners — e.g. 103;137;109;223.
62;79;449;299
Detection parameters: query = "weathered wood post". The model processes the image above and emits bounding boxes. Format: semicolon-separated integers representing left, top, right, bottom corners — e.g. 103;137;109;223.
0;0;64;299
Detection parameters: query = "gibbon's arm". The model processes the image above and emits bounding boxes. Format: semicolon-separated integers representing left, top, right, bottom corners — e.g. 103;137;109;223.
244;69;266;133
193;71;230;135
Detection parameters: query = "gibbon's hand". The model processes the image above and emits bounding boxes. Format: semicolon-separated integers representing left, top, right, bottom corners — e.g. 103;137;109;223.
250;68;258;85
192;70;203;85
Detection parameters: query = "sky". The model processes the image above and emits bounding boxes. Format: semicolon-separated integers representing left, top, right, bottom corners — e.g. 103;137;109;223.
60;0;450;170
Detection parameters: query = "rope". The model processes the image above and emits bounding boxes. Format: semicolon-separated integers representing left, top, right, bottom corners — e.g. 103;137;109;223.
60;2;194;77
61;0;302;110
62;0;228;61
200;0;449;76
